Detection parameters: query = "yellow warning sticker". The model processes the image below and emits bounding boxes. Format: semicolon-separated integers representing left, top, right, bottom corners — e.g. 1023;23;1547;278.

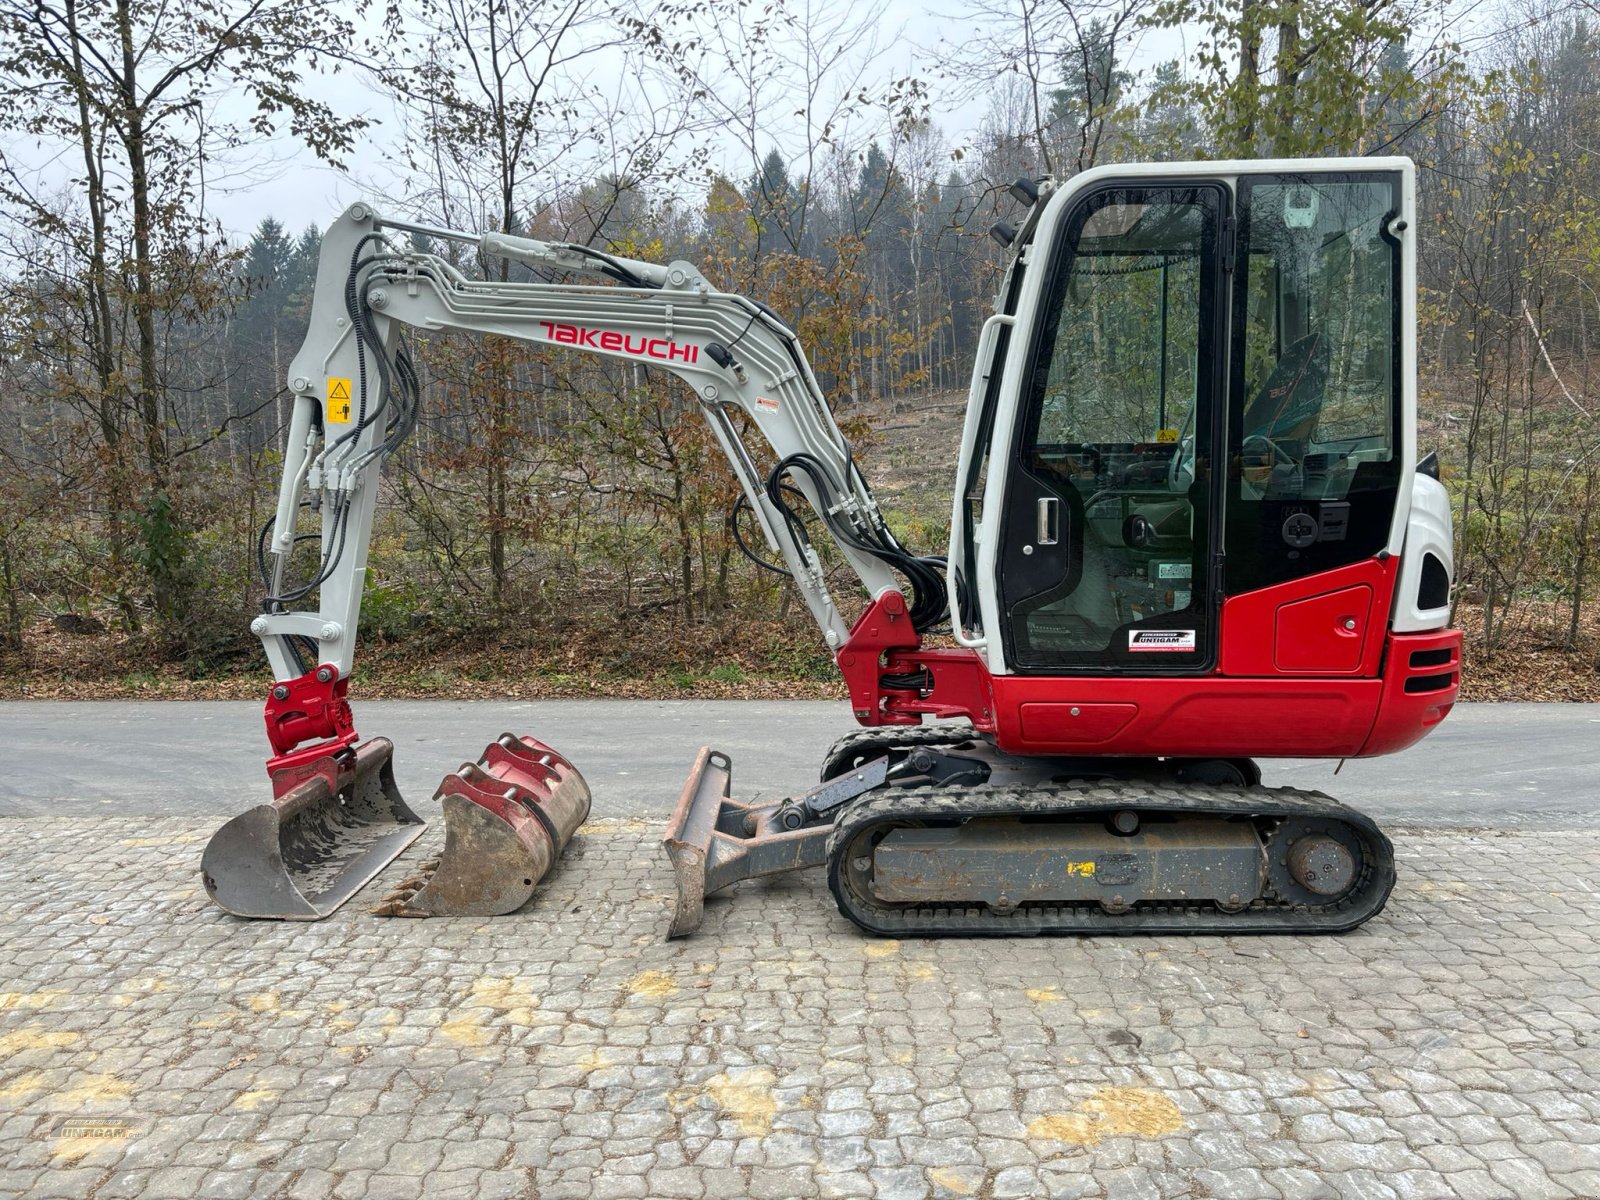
1156;428;1179;444
1066;861;1096;877
326;378;353;424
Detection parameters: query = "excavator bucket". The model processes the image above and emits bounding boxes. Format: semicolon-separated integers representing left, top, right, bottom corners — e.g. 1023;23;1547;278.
201;738;425;920
371;735;590;917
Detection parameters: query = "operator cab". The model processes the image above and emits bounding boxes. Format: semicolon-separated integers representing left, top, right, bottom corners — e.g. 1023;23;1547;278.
958;165;1413;685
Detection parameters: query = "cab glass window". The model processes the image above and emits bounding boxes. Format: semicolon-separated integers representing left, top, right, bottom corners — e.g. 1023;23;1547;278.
1002;186;1221;671
1226;175;1402;593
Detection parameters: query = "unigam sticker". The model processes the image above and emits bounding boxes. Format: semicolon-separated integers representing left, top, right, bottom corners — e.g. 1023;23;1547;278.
1128;629;1196;652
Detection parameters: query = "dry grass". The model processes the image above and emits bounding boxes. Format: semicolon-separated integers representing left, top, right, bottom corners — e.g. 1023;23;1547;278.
1455;601;1600;702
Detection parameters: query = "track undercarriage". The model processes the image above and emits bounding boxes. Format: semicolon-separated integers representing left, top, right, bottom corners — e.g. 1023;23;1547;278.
663;725;1394;939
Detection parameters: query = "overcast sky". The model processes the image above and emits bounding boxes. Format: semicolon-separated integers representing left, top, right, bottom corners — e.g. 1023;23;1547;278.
185;1;1197;239
4;0;1496;243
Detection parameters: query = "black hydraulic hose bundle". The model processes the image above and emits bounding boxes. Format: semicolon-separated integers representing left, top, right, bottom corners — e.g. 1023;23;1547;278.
751;448;952;634
728;489;804;578
710;291;955;635
258;238;424;615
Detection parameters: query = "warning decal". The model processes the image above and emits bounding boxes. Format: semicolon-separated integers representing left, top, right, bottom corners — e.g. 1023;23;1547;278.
1128;629;1196;652
326;378;353;424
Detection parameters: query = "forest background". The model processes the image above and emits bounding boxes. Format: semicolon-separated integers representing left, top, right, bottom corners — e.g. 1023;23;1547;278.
1;0;1597;701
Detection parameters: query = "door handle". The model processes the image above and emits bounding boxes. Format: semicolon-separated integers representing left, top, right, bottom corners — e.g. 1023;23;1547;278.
1036;496;1060;546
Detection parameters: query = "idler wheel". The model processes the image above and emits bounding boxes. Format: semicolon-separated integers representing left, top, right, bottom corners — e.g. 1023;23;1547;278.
1288;835;1355;896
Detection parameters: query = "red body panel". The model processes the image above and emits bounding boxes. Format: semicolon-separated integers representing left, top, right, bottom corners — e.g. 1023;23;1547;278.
1274;586;1372;673
1219;558;1396;678
838;556;1461;763
1357;627;1460;756
1017;701;1139;744
991;675;1385;758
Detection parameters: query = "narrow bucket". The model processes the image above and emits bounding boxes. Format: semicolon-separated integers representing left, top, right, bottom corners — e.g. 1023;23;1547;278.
201;738;425;920
371;734;590;917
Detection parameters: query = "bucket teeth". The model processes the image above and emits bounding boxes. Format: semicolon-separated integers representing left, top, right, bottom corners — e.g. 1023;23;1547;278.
201;738;425;920
371;734;590;917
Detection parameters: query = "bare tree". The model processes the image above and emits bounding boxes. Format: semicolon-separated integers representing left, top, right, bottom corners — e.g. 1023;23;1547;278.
378;0;714;608
0;0;371;642
933;0;1151;179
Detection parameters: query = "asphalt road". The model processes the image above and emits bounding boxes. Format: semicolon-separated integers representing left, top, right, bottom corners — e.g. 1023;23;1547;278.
1;699;1595;828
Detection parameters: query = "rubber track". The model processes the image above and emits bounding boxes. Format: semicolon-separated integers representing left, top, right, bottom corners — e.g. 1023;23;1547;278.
819;723;980;781
825;779;1394;937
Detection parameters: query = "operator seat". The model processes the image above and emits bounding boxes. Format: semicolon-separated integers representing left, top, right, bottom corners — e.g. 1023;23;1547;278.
1241;330;1329;446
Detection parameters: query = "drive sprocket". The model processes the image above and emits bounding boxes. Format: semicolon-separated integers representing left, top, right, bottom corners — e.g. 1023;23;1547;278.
1263;817;1368;908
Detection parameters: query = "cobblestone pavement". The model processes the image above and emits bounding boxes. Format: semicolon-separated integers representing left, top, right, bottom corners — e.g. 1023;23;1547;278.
2;817;1598;1200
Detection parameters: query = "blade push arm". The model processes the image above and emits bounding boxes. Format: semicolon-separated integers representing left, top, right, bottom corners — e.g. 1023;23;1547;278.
252;204;941;725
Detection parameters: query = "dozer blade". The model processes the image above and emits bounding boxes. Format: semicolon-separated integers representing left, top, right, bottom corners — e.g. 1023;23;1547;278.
662;747;831;939
371;734;590;917
201;738;425;920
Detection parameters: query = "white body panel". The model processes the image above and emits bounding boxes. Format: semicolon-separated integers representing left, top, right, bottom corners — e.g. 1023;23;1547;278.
1393;473;1454;632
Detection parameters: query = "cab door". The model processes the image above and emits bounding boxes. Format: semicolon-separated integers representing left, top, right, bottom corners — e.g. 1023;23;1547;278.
996;183;1229;674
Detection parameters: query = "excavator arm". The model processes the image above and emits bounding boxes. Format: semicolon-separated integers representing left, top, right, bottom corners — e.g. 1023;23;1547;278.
255;203;940;690
204;202;962;925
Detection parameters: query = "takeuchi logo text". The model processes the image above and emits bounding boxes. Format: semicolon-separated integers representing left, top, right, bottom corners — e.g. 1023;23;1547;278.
539;321;700;364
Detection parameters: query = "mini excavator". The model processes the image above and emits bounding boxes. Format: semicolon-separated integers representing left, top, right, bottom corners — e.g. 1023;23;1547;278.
201;158;1461;936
